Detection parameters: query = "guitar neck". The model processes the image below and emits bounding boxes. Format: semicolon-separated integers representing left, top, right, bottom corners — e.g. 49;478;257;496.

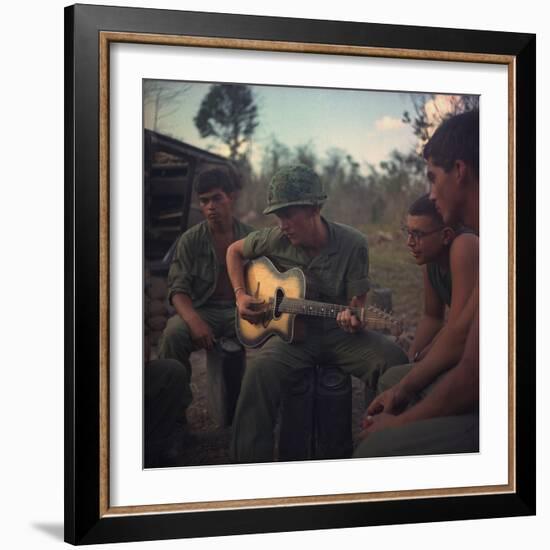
279;297;356;318
279;297;394;331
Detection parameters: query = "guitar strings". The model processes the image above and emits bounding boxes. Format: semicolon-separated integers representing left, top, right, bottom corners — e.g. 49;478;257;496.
278;298;396;324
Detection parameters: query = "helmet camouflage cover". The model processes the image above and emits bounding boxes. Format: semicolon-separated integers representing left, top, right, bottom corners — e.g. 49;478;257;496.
263;164;327;215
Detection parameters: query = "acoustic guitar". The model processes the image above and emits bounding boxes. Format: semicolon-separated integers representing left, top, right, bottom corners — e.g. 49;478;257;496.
236;256;402;348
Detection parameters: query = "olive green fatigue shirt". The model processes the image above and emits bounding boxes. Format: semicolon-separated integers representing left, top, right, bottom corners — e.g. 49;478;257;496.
167;218;254;307
242;217;371;306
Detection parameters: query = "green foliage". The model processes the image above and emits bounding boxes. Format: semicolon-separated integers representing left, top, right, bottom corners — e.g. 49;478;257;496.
261;136;292;179
367;234;424;324
402;93;480;145
230;93;477;231
240;136;429;228
315;147;426;227
194;84;259;160
293;142;317;170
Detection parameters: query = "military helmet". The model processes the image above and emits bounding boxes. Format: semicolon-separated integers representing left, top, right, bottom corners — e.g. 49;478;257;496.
263;164;327;215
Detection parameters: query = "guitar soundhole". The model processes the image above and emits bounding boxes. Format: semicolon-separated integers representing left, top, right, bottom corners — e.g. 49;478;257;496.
273;288;285;319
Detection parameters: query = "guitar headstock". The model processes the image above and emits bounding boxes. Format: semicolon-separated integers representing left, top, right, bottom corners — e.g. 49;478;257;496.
364;305;403;336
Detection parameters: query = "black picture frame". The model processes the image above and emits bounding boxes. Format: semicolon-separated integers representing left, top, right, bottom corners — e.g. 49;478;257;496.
65;3;536;545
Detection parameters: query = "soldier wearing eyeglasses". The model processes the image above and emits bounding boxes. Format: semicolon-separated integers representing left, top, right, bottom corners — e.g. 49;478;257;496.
401;194;478;364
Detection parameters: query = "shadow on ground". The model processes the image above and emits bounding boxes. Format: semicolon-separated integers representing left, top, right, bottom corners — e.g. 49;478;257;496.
31;523;64;541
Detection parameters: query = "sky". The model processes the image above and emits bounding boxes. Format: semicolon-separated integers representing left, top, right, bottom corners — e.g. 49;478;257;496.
144;80;439;173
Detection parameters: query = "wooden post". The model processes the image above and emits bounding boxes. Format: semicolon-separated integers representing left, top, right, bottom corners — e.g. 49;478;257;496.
206;344;245;428
278;366;353;461
314;367;353;459
278;369;315;461
371;287;393;313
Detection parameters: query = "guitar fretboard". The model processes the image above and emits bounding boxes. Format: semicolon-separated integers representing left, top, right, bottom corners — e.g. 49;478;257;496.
279;297;356;317
278;297;394;329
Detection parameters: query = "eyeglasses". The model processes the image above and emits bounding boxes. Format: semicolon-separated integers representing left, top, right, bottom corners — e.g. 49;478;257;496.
400;226;443;241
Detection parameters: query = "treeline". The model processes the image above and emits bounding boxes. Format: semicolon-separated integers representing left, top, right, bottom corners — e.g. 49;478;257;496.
234;140;427;228
145;82;478;228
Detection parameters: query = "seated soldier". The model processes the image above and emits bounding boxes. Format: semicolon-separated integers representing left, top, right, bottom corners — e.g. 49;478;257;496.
157;168;253;425
144;358;188;468
226;164;408;464
375;194;479;397
355;109;480;458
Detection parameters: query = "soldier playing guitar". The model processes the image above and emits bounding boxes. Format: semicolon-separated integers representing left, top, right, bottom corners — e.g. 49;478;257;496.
226;164;408;463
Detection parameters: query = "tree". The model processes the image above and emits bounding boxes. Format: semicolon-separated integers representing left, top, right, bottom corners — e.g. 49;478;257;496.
194;84;259;160
396;93;480;197
378;150;426;193
292;142;318;170
402;93;480;145
143;80;190;133
261;136;292;180
321;148;347;195
362;149;428;224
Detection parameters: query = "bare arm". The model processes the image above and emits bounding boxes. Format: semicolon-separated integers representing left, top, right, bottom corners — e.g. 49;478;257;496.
366;235;478;417
363;308;479;434
401;307;479;422
226;239;266;324
400;234;479;394
408;266;445;361
226;238;247;293
446;234;479;325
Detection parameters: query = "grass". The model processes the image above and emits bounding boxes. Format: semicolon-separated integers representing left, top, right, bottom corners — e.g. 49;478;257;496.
362;224;424;332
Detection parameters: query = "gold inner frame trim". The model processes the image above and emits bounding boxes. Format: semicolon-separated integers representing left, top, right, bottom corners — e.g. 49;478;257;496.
507;57;517;494
104;483;514;517
101;31;514;64
98;30;517;517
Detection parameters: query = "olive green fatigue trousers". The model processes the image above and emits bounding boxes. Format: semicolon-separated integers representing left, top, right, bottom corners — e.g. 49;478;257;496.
353;364;479;458
158;301;236;412
230;319;408;463
144;358;187;467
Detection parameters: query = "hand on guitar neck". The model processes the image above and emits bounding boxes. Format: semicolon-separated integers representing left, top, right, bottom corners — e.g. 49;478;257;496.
337;295;366;334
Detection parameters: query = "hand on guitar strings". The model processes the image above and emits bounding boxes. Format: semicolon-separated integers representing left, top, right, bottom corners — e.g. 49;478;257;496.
336;295;364;334
236;292;268;325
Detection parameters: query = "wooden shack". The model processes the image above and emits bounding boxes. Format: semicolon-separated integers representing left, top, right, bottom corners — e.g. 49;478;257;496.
143;130;234;351
144;129;234;274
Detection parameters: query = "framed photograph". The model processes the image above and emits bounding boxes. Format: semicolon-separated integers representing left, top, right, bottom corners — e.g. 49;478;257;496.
65;3;536;545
